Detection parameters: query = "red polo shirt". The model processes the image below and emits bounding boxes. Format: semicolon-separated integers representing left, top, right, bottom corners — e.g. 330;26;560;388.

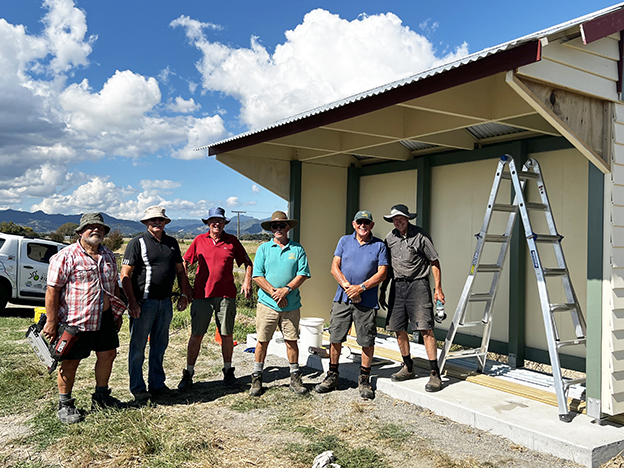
184;232;251;299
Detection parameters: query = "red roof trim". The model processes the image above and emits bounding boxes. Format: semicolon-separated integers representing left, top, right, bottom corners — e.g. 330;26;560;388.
209;40;541;156
581;8;624;44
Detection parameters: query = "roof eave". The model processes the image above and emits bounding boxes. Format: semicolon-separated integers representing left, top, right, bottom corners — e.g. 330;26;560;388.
208;39;542;156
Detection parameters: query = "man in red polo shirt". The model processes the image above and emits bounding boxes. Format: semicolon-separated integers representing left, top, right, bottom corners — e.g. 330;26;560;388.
178;207;253;390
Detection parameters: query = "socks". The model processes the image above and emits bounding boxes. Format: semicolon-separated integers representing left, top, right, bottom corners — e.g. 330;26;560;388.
186;364;195;375
253;362;264;374
223;362;232;371
95;386;108;395
329;363;339;374
59;392;72;403
289;362;300;374
402;354;414;372
360;365;371;377
429;359;440;375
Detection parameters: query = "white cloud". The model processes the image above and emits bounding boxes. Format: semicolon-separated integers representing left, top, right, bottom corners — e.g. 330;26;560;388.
167;96;201;113
252;184;260;193
140;179;182;190
173;9;469;129
225;196;239;207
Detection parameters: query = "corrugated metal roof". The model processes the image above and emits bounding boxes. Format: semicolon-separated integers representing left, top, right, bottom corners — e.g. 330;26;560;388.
199;2;624;152
466;122;527;140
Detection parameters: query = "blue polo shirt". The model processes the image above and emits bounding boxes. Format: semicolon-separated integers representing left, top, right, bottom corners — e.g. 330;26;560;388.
333;232;389;309
253;239;311;312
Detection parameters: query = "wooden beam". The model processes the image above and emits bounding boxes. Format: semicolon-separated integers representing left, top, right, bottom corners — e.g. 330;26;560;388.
581;7;624;44
413;128;476;150
505;71;610;173
497;114;560;135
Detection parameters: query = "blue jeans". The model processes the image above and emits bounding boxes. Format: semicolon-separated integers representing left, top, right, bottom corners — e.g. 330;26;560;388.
128;298;173;395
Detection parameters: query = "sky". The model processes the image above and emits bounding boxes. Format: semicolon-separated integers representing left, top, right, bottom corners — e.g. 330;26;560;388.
0;0;618;221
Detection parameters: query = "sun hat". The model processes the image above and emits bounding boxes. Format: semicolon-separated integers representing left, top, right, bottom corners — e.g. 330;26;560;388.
260;211;299;230
75;213;110;235
202;206;230;225
353;210;373;222
140;206;171;224
383;204;417;222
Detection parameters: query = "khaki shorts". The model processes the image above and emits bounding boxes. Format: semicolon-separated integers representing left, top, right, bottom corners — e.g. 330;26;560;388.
255;302;300;342
191;297;236;336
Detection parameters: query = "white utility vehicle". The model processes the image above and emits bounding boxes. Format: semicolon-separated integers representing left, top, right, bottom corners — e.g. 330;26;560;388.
0;233;66;311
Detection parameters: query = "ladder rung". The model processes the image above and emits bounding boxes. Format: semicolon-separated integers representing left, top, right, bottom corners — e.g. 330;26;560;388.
543;268;567;277
526;202;547;211
529;234;562;243
557;338;586;348
492;203;517;213
446;349;487;359
458;321;487;328
550;303;577;313
501;171;539;180
477;264;503;273
469;293;493;302
563;378;586;388
484;234;510;243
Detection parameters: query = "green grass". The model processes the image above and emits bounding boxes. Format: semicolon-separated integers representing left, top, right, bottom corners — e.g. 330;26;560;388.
378;423;412;449
287;435;384;468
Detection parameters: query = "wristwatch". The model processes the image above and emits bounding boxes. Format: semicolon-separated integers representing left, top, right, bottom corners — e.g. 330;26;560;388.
285;285;293;293
360;283;367;291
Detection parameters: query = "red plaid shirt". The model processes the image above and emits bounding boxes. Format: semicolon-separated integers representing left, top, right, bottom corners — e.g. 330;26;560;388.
47;241;126;331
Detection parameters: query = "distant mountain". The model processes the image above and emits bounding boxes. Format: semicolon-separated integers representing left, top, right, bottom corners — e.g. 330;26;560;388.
0;209;268;237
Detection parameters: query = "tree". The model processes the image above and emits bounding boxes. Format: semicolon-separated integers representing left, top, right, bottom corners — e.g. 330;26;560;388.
56;222;79;237
0;221;39;237
103;229;124;251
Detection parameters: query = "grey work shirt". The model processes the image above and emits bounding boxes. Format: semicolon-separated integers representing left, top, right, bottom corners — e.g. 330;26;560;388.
385;223;439;280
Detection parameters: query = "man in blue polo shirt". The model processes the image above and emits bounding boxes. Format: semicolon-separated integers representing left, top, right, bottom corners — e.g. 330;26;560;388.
250;211;311;397
121;206;192;402
315;210;388;399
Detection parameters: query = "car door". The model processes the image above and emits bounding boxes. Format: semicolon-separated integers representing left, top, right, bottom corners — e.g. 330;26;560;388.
18;240;59;299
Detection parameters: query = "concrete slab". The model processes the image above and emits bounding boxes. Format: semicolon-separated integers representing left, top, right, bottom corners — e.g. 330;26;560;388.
255;332;624;468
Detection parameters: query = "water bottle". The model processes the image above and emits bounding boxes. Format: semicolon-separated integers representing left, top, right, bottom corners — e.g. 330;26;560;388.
435;300;446;323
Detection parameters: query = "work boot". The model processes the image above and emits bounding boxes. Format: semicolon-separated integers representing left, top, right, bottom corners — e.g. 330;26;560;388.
132;390;152;406
425;370;442;392
149;385;177;400
250;372;263;397
57;398;82;424
223;367;238;387
358;374;375;400
391;365;416;382
178;369;193;392
91;389;127;410
314;371;339;394
289;371;308;395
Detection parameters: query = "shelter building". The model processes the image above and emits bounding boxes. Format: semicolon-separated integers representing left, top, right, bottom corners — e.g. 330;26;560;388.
199;3;624;420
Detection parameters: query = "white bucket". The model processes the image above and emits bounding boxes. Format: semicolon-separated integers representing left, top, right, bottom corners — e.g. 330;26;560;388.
299;317;324;352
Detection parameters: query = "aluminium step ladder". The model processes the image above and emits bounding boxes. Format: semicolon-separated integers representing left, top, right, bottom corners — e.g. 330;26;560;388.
438;155;586;422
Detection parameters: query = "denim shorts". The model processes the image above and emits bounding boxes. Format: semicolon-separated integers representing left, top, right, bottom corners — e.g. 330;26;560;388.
191;297;236;336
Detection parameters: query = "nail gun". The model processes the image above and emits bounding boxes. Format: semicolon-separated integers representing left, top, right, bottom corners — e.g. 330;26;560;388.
25;314;80;374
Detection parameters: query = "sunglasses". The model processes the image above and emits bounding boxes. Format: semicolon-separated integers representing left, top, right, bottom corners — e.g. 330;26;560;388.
271;223;288;230
355;219;372;226
149;217;167;222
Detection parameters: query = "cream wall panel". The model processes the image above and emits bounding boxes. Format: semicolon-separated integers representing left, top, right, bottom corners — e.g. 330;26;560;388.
612;268;624;289
562;36;619;60
613;206;624;227
613;247;624;269
430;159;511;343
611;372;624;394
610;350;624;373
523;149;588;357
614;227;624;248
614;124;624;144
611;308;624;331
614;144;624;166
299;163;348;321
359;170;418;320
542;41;618;81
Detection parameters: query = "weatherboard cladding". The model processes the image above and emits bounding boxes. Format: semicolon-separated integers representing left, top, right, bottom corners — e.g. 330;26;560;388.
198;2;624;154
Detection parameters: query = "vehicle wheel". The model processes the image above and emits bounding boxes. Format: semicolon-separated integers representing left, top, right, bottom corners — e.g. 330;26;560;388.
0;283;8;312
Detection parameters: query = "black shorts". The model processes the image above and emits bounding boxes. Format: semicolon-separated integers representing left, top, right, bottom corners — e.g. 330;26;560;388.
59;309;119;361
386;278;434;332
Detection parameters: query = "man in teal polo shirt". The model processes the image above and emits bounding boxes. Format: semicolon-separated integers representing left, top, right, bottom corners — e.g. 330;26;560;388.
250;211;311;396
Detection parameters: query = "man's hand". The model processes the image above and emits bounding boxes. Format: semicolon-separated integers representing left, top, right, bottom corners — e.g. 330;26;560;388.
345;284;364;299
176;295;189;311
241;281;252;300
271;287;289;308
42;319;58;342
434;288;445;304
128;300;141;319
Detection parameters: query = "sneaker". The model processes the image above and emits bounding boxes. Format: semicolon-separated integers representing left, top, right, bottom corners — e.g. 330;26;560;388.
149;385;177;399
57;399;82;424
289;371;308;395
132;390;152;404
314;371;339;394
425;370;442;392
91;389;127;411
358;374;375;400
250;372;263;397
223;367;238;387
391;366;416;382
178;369;193;392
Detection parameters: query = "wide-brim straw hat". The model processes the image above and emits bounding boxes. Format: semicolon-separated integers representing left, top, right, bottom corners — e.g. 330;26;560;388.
261;211;299;230
383;204;417;222
75;212;111;234
141;206;171;225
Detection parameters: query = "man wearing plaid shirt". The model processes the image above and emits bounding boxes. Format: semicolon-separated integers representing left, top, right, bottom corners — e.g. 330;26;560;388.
43;213;127;424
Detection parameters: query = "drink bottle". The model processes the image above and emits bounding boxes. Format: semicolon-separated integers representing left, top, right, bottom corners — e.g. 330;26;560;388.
435;300;446;323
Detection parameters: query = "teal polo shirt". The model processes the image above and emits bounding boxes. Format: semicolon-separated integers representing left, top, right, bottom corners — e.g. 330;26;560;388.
253;239;311;312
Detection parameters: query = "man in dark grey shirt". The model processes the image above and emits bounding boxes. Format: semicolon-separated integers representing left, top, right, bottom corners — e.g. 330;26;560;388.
380;204;445;392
